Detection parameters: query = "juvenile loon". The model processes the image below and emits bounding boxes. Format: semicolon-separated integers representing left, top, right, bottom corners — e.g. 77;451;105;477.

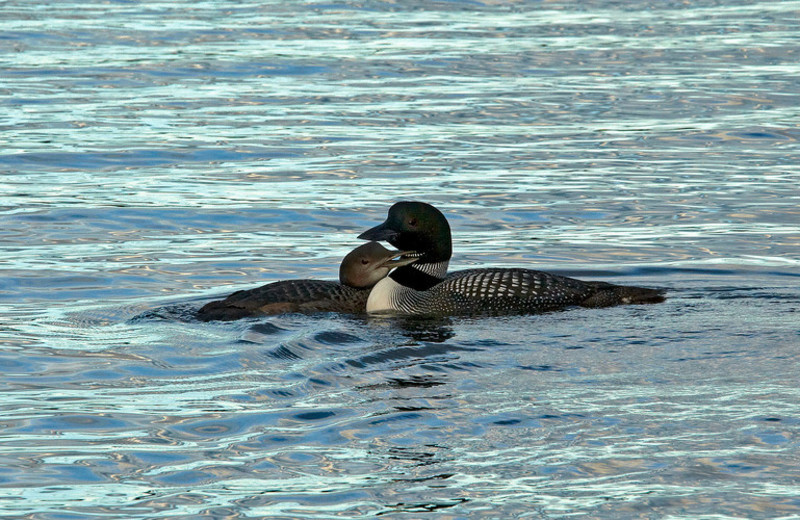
358;201;665;316
196;242;417;321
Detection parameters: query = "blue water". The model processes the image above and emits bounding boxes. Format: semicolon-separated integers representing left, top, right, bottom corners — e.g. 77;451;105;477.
3;1;800;518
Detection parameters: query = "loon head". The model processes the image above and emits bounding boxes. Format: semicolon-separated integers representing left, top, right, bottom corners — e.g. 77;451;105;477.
338;241;418;288
357;201;452;264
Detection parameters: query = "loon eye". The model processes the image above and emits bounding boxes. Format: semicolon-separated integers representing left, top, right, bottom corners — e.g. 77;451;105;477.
361;258;369;265
408;218;417;227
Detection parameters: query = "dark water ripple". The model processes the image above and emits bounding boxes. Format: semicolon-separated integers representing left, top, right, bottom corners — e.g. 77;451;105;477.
3;0;800;518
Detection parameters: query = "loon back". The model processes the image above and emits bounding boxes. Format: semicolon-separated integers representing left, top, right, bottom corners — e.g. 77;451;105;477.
368;267;664;316
359;201;666;316
196;241;417;321
197;279;370;321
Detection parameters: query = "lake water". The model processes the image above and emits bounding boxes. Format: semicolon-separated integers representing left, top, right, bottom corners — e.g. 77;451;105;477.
2;0;800;518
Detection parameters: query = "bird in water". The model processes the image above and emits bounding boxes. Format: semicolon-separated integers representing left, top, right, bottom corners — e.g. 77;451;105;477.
196;241;418;321
358;201;666;316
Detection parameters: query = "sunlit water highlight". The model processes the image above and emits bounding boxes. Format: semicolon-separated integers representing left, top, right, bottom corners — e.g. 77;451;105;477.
2;1;800;518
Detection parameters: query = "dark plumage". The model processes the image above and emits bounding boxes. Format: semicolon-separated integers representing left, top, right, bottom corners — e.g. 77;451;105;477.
196;242;416;321
196;279;370;321
429;269;665;316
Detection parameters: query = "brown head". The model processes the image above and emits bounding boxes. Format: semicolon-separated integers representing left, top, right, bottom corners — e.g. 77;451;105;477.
339;242;419;288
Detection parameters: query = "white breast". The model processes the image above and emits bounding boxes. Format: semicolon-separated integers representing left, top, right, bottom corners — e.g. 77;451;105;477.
366;277;402;312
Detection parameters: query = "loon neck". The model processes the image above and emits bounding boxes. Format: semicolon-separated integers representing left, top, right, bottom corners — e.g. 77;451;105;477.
389;261;449;291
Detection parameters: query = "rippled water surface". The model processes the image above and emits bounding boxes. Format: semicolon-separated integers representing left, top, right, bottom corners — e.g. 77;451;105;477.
3;1;800;518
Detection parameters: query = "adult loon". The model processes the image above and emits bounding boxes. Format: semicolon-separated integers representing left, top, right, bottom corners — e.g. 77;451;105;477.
196;242;418;321
358;201;665;316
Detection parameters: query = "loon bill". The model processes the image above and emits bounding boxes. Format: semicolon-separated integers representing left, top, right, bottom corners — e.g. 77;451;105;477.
196;242;417;321
358;201;666;316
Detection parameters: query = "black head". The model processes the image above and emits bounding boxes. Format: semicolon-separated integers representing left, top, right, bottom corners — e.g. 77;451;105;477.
357;201;452;263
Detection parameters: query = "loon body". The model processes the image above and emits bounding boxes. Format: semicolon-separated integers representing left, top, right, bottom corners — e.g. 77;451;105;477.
359;201;665;316
196;242;417;321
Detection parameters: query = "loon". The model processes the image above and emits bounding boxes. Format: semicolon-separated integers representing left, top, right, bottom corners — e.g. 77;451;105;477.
196;242;417;321
358;201;665;316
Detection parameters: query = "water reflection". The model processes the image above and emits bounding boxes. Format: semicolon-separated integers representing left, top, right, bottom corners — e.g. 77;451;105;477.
372;315;457;344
